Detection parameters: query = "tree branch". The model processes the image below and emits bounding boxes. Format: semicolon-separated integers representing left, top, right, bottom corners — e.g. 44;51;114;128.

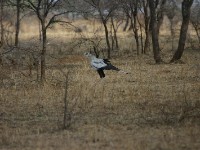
45;11;71;29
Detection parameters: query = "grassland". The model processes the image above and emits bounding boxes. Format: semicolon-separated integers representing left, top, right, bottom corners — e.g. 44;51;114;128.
0;19;200;150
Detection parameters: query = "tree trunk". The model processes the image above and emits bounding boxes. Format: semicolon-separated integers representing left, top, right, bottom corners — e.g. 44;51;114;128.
149;0;163;63
15;0;21;47
170;19;175;51
111;17;119;50
144;25;150;54
110;22;114;51
143;0;150;54
157;0;166;35
170;0;194;63
193;25;200;44
137;16;144;54
38;19;42;41
103;21;111;59
0;0;4;46
40;21;47;84
132;0;140;55
123;14;129;31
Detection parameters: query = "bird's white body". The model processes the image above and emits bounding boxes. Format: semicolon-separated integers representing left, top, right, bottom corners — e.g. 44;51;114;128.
91;58;107;70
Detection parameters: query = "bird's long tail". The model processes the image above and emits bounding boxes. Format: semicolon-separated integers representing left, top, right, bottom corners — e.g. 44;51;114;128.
110;65;120;71
109;65;130;74
119;70;130;74
103;64;130;74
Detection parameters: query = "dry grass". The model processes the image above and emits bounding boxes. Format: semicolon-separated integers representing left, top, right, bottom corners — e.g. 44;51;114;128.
0;48;200;150
0;19;200;150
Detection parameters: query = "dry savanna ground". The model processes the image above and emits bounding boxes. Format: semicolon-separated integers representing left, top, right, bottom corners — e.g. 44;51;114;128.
0;19;200;150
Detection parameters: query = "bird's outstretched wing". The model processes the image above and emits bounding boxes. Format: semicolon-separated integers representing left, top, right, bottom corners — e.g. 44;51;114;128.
97;69;105;78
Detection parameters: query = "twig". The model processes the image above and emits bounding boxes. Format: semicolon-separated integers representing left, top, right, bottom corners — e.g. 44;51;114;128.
59;69;71;129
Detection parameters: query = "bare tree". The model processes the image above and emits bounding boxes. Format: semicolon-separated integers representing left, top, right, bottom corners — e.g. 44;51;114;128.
83;0;117;58
24;0;70;84
15;0;21;47
7;0;22;47
149;0;163;63
123;12;129;31
110;11;123;50
156;0;167;35
120;0;141;54
170;0;194;63
0;0;4;47
164;0;180;51
130;0;140;55
190;1;200;46
142;0;150;54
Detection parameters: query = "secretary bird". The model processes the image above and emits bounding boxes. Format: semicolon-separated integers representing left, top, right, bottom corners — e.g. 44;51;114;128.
84;52;128;78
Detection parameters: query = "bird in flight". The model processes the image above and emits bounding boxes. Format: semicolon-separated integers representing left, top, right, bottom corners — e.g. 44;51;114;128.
84;52;128;78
